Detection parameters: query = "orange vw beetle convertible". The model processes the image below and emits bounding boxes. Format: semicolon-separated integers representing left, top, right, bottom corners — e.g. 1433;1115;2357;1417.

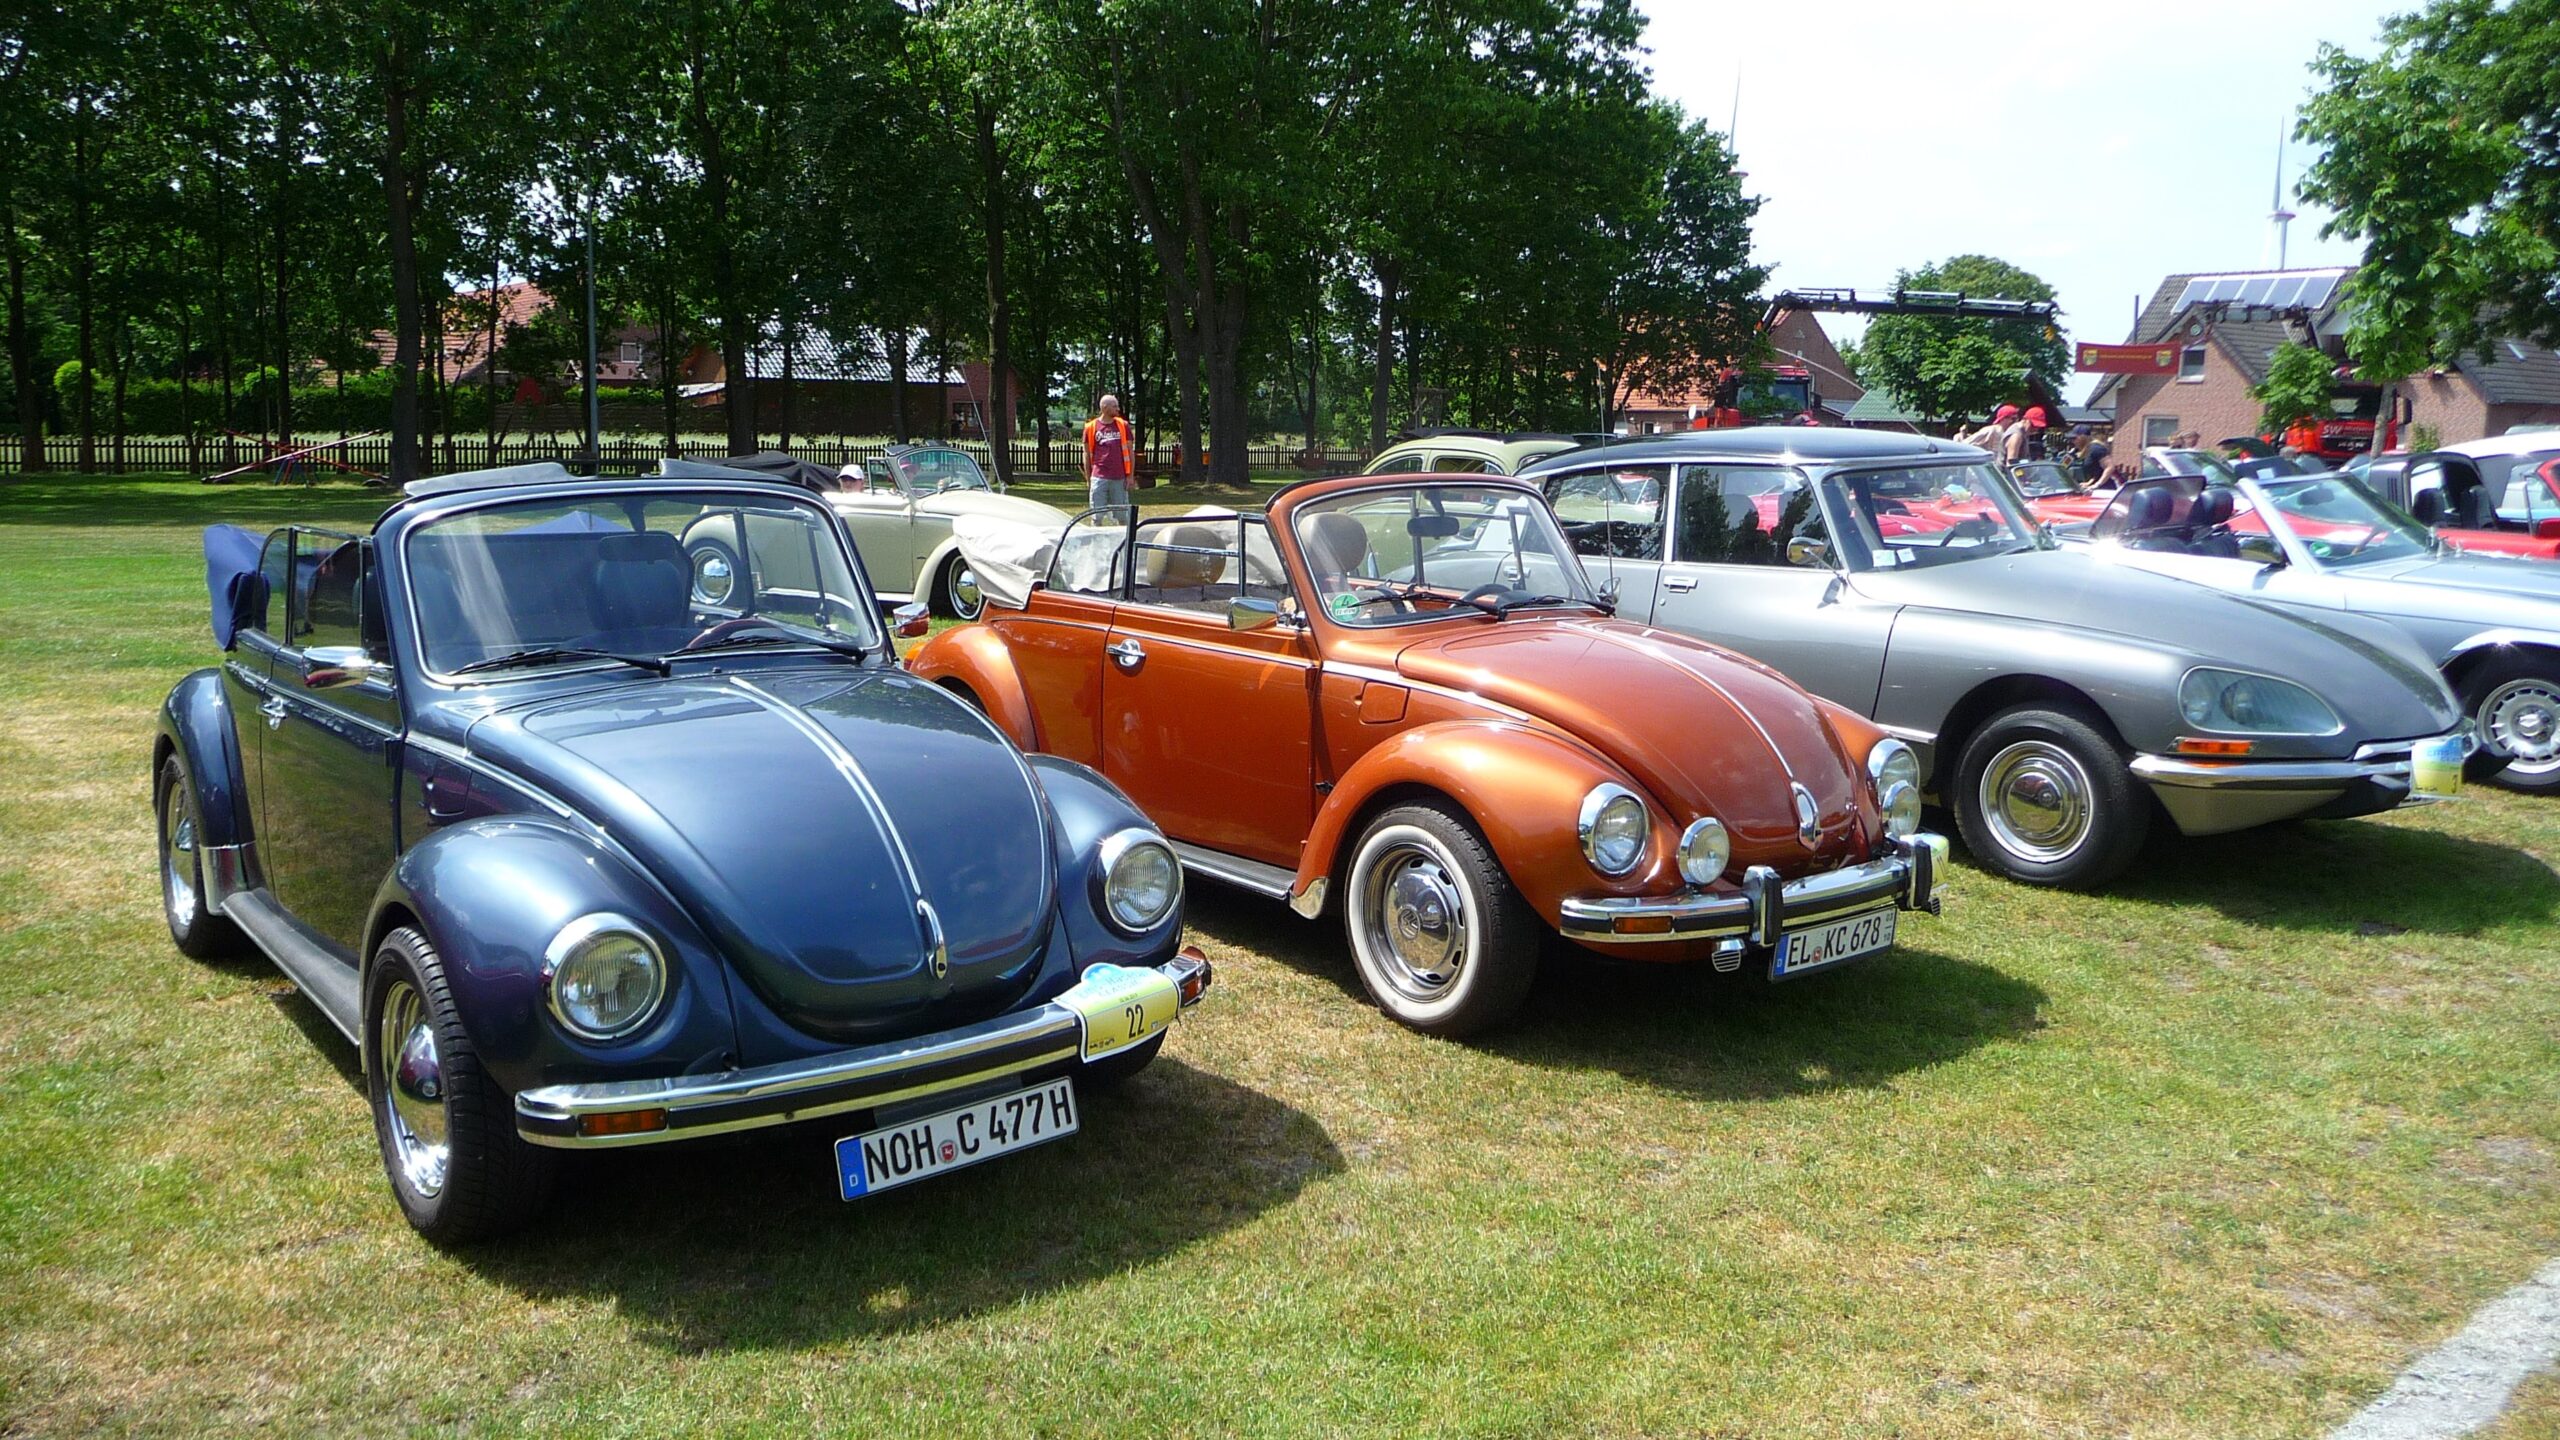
909;474;1946;1035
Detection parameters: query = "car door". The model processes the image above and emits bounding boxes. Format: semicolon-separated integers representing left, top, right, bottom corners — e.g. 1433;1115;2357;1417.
223;529;295;852
990;510;1129;766
1098;514;1315;867
1647;464;1894;715
834;459;920;595
259;529;402;955
1537;461;1670;619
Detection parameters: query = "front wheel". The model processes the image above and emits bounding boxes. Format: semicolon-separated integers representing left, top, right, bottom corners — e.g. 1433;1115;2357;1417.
932;551;985;620
1951;705;2149;888
1341;801;1539;1037
365;928;556;1244
686;537;742;608
156;755;246;960
2467;657;2560;793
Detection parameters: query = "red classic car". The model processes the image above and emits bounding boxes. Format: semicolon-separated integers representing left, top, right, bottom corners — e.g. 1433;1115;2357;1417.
909;475;1945;1036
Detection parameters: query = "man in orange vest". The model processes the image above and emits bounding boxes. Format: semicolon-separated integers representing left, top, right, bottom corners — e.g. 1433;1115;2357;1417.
1084;395;1135;511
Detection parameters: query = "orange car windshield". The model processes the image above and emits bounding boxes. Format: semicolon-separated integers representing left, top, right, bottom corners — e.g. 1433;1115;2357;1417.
1292;483;1598;627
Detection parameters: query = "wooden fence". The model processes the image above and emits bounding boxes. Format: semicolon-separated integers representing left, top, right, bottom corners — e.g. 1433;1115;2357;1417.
0;433;1367;481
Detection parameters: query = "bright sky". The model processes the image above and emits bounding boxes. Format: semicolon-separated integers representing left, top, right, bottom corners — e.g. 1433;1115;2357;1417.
1635;0;2402;403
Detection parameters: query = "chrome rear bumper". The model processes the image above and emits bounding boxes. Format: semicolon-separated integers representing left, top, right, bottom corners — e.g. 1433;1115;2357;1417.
515;949;1211;1148
1556;834;1946;946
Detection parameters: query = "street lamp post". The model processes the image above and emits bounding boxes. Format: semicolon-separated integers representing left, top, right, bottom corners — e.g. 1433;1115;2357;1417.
583;208;601;472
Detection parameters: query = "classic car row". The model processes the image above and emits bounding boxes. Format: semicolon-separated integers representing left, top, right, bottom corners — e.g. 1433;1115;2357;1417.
158;425;2538;1242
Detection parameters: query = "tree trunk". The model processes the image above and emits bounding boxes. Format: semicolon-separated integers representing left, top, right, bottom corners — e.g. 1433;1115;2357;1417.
111;293;127;471
73;92;95;470
1165;294;1203;483
1205;268;1250;488
2;184;38;471
976;102;1014;487
1369;262;1395;454
1302;290;1319;453
272;109;293;456
179;299;195;472
657;295;679;456
213;133;234;467
778;307;797;451
484;256;501;464
886;327;910;443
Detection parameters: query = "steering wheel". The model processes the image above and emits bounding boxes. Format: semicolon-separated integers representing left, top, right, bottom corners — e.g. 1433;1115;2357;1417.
1945;516;2002;543
681;616;786;651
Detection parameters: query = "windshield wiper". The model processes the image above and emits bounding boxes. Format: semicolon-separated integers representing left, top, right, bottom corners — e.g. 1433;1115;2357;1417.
450;646;671;677
1484;592;1599;616
679;627;871;659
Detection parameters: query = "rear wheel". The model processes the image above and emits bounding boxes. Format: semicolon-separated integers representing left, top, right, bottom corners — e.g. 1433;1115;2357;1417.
156;755;246;960
1952;705;2149;888
2466;657;2560;793
1341;801;1539;1037
932;552;985;620
365;927;556;1244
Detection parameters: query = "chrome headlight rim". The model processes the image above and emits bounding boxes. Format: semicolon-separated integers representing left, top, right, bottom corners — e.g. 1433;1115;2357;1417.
2175;665;2345;736
1676;815;1730;888
1578;782;1649;877
1876;780;1923;838
1866;737;1925;839
541;913;669;1043
1094;828;1182;936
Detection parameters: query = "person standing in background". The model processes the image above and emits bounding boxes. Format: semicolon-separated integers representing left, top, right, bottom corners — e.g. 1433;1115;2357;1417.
1085;394;1135;511
2022;402;2051;458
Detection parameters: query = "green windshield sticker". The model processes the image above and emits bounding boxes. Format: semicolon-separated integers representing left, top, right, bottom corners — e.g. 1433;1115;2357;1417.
1327;591;1362;621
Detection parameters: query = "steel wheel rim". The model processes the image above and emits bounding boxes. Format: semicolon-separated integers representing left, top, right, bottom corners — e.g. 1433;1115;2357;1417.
949;562;985;620
690;547;736;606
1358;837;1470;1003
1978;739;2095;865
2482;678;2560;776
161;787;198;929
378;980;450;1198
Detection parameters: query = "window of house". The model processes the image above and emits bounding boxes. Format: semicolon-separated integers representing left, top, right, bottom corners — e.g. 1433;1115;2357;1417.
2143;416;2180;447
617;342;643;365
2179;347;2206;381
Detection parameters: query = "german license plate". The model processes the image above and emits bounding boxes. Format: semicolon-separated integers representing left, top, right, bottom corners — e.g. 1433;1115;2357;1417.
834;1078;1077;1201
1773;908;1896;978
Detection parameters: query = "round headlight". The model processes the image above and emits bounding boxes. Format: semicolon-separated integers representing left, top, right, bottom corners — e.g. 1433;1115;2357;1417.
1579;784;1648;876
544;915;667;1041
1097;830;1181;934
1877;780;1923;838
1866;737;1922;795
1676;816;1730;887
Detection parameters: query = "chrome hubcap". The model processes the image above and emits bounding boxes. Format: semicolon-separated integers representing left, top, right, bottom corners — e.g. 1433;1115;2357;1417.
2483;678;2560;775
952;566;984;619
162;795;198;929
1360;840;1468;1002
1979;740;2095;864
378;980;449;1198
691;549;735;606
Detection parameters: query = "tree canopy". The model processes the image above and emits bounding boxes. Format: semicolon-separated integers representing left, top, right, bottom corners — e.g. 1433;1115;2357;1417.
2250;341;2338;435
1853;255;2067;426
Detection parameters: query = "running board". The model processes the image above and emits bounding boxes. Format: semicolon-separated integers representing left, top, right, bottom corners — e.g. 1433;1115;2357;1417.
221;890;363;1044
1169;841;1297;900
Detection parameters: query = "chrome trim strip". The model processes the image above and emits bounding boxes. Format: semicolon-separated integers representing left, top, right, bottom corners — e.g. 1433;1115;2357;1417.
1556;835;1941;945
201;842;257;912
515;953;1211;1148
1169;840;1296;899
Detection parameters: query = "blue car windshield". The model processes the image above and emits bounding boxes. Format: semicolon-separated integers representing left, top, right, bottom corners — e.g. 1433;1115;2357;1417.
403;490;882;677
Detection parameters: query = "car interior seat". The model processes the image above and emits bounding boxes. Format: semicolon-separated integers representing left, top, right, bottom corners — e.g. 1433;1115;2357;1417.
2410;487;2446;526
1133;522;1236;612
2117;486;2181;548
590;530;694;649
2449;480;2495;529
2186;488;2241;557
1303;512;1373;584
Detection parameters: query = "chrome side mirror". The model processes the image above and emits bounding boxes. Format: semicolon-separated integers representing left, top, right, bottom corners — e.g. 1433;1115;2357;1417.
890;602;931;639
1229;595;1286;632
1785;537;1832;568
2237;533;2286;567
303;645;388;689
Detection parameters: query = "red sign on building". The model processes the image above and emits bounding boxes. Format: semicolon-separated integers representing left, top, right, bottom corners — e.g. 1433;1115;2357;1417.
2075;342;2178;374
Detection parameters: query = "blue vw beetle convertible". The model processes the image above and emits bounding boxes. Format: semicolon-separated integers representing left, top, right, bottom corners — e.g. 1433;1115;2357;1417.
153;463;1210;1242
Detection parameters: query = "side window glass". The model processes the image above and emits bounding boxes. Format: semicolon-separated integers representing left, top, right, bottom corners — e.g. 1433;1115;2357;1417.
1130;514;1283;614
1541;465;1667;560
248;531;290;638
1373;451;1426;474
292;531;364;654
1675;466;1816;566
1430;455;1493;473
1048;511;1130;598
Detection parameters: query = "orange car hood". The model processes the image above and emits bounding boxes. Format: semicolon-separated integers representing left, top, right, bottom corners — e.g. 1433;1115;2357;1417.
1388;618;1870;860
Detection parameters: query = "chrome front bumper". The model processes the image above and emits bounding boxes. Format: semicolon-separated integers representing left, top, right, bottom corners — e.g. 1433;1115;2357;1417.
515;949;1211;1149
1556;834;1946;947
2129;730;2469;836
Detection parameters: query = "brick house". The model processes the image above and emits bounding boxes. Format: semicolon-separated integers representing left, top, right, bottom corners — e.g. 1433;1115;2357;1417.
676;320;993;437
367;282;658;390
2094;266;2560;451
1619;307;1865;432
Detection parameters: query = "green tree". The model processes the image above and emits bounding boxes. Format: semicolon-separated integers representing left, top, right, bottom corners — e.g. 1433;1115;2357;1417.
2251;341;2337;435
1857;255;2069;426
2298;0;2560;375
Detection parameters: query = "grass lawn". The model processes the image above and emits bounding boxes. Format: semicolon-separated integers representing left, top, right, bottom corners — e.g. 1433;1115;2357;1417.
5;473;2560;1438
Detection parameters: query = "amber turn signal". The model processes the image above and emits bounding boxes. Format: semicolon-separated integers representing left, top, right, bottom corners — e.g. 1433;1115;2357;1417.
1612;914;1674;936
2172;737;2256;757
1175;945;1213;1005
578;1108;670;1138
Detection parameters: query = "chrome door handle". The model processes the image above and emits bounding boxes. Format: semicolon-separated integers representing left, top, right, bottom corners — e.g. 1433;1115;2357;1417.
259;698;289;728
1663;576;1698;593
1105;638;1146;669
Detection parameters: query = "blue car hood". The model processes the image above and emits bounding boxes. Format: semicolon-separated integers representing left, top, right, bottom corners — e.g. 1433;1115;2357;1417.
467;667;1055;1042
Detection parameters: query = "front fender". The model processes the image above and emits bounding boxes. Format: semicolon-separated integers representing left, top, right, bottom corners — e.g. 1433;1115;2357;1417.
2443;630;2560;672
1024;754;1185;974
906;624;1039;748
156;668;252;850
1295;719;1653;926
370;817;740;1096
1879;610;2184;754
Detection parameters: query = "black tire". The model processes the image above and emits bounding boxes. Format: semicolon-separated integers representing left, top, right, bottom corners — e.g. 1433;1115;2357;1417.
1340;800;1540;1037
685;537;743;609
2463;655;2560;794
364;927;556;1244
932;551;984;621
155;755;247;961
1951;704;2150;888
1077;1031;1166;1090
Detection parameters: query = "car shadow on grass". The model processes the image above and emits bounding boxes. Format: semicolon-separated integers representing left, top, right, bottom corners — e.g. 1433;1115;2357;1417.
2108;815;2560;936
459;1056;1340;1354
1181;884;2047;1103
